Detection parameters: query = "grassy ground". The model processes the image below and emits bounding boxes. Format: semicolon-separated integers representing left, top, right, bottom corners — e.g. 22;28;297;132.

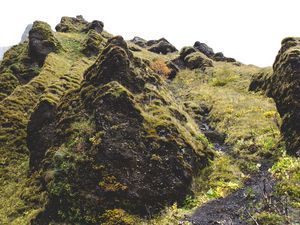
140;62;299;224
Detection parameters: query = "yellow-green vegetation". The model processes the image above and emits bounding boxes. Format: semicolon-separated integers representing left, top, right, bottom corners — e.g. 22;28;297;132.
194;153;245;199
0;29;93;224
130;42;178;62
0;53;70;224
271;156;300;208
139;62;285;224
171;64;282;164
55;32;87;60
100;209;138;225
138;83;208;156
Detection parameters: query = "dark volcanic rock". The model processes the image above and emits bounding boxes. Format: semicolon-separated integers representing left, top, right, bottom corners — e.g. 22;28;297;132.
85;20;104;33
213;52;236;62
28;35;212;224
146;38;169;47
148;39;178;54
249;70;273;93
166;61;180;79
27;100;57;172
28;21;61;65
193;41;214;57
55;15;88;33
268;37;300;156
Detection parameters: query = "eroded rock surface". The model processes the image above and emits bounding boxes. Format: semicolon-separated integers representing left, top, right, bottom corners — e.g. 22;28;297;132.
28;35;213;224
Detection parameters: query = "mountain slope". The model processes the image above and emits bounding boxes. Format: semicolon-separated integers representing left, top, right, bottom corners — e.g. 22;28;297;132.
0;16;299;225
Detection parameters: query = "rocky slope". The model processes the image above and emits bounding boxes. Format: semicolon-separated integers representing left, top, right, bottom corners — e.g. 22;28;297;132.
250;37;300;156
0;15;299;225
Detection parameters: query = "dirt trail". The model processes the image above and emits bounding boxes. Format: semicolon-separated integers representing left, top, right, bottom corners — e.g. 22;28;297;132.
183;110;278;225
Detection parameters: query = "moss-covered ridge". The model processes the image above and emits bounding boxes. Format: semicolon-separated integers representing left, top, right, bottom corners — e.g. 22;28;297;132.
269;37;300;156
27;35;213;224
0;19;93;224
250;37;300;156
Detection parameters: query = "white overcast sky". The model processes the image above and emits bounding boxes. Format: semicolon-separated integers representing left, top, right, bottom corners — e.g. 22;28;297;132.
1;0;300;67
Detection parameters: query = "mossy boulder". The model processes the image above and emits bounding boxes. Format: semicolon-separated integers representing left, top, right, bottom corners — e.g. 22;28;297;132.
56;16;104;35
55;15;88;33
267;37;300;156
82;30;106;57
29;21;61;65
130;36;147;48
184;52;213;70
179;46;197;59
28;36;213;224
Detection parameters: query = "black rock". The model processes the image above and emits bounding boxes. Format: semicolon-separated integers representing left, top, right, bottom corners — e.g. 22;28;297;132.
194;41;214;57
148;40;178;54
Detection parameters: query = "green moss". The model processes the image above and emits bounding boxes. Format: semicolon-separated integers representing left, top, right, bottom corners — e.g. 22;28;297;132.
254;211;285;225
55;32;87;60
29;21;62;55
184;52;213;70
100;209;138;225
56;16;87;33
171;66;281;163
98;176;128;192
0;53;72;224
0;72;19;100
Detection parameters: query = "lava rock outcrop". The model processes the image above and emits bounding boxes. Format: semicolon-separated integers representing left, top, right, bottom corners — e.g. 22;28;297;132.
27;36;213;224
269;37;300;156
29;21;61;65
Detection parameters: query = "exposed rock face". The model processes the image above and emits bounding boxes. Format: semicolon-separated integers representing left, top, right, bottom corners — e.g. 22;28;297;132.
85;20;104;33
27;100;57;172
248;70;272;93
269;37;300;156
29;21;61;65
147;38;178;54
28;35;212;224
194;41;215;57
146;38;169;46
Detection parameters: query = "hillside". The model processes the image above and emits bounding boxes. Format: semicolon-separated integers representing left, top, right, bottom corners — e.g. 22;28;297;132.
0;16;299;225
